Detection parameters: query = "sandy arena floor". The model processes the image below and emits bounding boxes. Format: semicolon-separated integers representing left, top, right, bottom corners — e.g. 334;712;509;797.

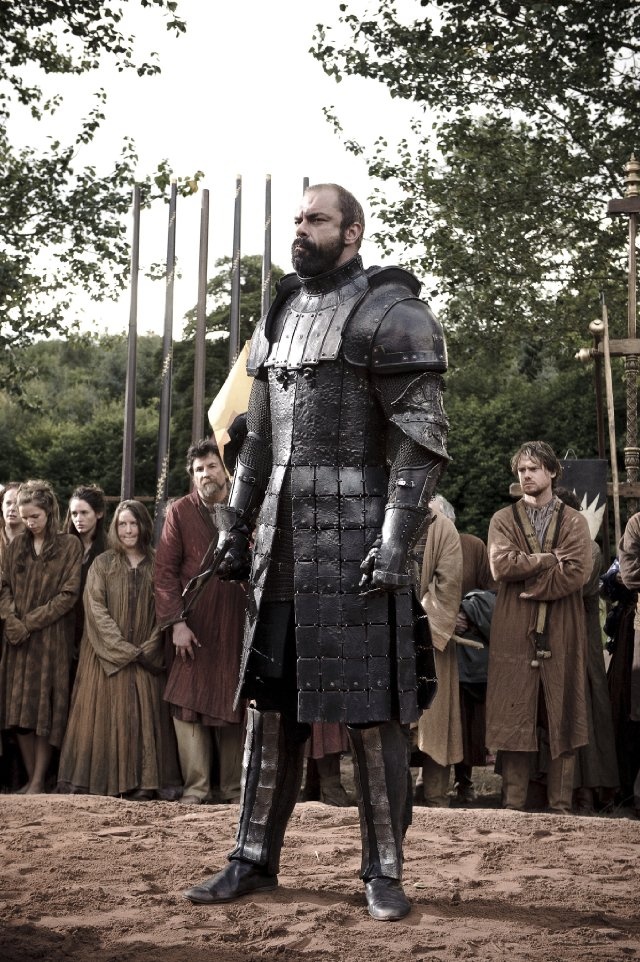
1;785;639;962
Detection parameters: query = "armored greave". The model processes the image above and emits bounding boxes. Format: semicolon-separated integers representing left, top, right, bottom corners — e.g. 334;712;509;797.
347;721;412;881
230;707;307;876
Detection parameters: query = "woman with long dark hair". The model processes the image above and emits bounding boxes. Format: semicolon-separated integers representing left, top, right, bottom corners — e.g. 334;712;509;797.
58;500;179;798
64;485;107;665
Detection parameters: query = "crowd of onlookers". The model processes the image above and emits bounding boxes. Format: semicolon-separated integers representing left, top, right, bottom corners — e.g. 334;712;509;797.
0;460;638;820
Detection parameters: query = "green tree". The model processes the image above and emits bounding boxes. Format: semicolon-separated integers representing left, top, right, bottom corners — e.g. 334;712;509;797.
1;1;201;388
312;1;638;534
0;333;162;503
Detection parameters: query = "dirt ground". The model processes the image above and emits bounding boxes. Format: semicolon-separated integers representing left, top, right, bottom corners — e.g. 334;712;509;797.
1;767;639;962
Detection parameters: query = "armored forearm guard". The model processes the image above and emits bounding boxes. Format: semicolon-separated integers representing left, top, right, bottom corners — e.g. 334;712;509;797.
361;459;443;591
228;449;268;527
217;427;271;579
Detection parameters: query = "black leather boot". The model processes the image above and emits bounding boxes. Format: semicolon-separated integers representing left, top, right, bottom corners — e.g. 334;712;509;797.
183;708;307;904
348;721;412;921
183;858;277;904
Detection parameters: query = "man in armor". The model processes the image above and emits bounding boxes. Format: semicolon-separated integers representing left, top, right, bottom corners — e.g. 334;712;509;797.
183;183;449;921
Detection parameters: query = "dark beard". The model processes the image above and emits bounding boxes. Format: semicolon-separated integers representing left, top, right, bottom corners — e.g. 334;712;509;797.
291;234;345;277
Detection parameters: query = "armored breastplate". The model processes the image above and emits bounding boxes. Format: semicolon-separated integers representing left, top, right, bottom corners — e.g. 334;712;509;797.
265;257;369;370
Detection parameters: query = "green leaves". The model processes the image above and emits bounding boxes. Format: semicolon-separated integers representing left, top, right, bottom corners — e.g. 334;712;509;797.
1;1;190;368
312;0;638;534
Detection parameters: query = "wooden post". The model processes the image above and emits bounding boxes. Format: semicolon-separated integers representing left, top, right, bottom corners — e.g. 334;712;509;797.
228;175;242;371
602;298;622;547
121;185;140;501
261;174;272;315
192;189;209;443
607;154;640;520
153;181;177;543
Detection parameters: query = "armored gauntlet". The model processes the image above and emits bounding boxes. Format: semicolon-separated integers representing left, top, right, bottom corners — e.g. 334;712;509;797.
360;461;441;592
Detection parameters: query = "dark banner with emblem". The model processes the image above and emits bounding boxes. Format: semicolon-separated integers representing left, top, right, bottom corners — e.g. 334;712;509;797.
559;459;608;538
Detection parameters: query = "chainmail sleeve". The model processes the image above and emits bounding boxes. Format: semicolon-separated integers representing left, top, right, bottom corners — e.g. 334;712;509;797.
226;375;272;525
242;375;272;481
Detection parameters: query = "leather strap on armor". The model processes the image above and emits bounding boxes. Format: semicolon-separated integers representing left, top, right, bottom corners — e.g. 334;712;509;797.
230;708;307;875
347;722;412;881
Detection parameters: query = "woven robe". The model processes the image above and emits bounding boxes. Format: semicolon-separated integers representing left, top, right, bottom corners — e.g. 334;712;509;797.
154;490;246;725
415;514;464;767
58;550;180;796
486;499;591;759
0;532;82;747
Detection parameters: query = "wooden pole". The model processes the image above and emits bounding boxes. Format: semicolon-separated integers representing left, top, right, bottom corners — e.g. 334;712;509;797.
607;154;640;521
228;175;242;371
121;185;140;501
261;174;272;315
625;168;639;517
153;181;177;542
602;297;622;547
191;188;209;443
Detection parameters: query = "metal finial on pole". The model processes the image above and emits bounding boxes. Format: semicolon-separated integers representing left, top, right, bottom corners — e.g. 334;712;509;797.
228;175;242;371
121;185;140;501
154;180;177;542
192;188;209;443
261;175;272;316
625;153;640;199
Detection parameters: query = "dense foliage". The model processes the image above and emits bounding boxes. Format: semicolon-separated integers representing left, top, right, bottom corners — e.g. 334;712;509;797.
312;1;639;539
1;0;201;389
0;255;283;511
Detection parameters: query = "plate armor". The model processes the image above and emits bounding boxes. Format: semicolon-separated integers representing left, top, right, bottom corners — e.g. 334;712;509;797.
230;255;448;725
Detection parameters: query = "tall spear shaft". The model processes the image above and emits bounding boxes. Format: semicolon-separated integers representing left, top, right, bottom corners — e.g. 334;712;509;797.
191;188;209;442
121;185;140;501
625;158;639;516
228;175;242;371
261;174;272;315
153;181;177;542
608;154;640;519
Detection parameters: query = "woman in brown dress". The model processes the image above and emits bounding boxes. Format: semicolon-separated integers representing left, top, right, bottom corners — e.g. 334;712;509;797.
0;480;82;793
58;500;179;798
64;484;107;672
